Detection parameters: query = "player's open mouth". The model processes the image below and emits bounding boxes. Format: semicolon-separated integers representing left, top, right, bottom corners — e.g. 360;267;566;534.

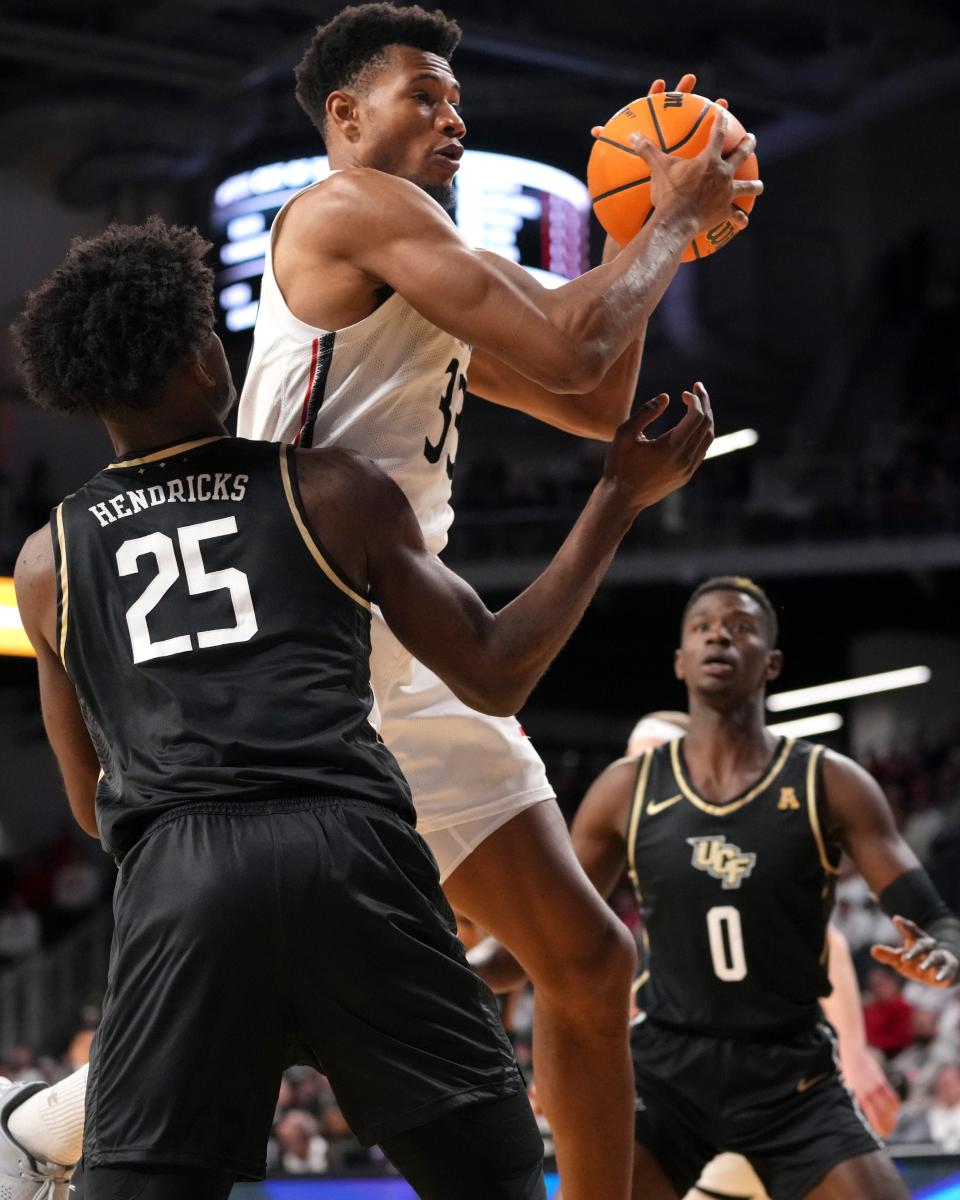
702;656;735;673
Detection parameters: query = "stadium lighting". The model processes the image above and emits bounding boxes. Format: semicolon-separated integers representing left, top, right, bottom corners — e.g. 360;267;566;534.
704;428;758;460
766;666;931;713
0;577;34;657
767;712;843;738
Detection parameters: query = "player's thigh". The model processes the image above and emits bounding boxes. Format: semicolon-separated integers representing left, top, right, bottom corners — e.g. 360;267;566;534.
290;803;523;1148
633;1144;683;1200
803;1151;907;1200
443;799;635;993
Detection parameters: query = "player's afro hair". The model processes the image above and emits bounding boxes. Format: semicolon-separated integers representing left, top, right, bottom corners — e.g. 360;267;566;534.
295;2;461;137
682;576;779;646
12;217;215;419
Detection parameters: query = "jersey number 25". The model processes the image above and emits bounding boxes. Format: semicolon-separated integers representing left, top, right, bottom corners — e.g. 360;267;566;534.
116;517;258;664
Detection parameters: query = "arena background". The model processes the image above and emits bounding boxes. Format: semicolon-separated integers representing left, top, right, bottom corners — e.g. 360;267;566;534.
1;0;960;1195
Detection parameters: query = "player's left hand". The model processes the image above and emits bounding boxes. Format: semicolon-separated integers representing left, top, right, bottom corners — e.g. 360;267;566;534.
839;1045;900;1137
871;915;960;987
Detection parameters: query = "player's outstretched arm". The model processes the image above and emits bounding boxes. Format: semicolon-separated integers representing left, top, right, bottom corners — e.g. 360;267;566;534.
14;529;100;838
821;924;901;1137
345;386;710;716
824;751;960;988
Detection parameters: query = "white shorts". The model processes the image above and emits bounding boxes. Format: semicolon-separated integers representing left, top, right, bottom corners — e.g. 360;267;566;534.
687;1154;768;1199
370;608;555;880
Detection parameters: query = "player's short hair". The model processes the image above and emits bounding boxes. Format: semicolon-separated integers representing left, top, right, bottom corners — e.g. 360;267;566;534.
295;2;462;137
682;576;779;646
12;217;214;419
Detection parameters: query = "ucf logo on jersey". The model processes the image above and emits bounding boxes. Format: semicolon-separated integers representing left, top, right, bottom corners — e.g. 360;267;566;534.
687;836;757;890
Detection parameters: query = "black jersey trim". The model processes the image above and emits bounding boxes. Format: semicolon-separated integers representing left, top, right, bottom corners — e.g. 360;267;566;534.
103;435;227;470
279;445;371;611
671;736;795;817
298;331;336;448
806;744;840;876
626;749;654;897
53;503;69;666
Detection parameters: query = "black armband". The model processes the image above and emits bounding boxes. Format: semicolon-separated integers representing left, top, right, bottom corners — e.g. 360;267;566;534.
879;868;960;957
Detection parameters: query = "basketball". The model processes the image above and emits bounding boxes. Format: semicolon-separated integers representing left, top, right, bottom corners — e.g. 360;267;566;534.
587;92;760;261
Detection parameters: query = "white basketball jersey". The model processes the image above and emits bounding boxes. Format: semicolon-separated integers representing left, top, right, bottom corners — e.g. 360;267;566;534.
237;182;471;555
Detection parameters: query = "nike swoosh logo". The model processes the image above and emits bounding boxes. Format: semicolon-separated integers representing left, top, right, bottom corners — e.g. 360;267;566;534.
646;794;682;816
796;1071;830;1093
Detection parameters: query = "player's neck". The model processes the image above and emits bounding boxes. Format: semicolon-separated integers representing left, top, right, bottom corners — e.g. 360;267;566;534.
684;698;776;769
104;409;228;459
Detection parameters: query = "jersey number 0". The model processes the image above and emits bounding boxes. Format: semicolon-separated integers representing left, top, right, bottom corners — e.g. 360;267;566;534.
116;517;258;664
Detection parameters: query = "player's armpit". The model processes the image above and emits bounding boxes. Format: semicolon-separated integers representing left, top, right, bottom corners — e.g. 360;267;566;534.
570;758;636;898
14;529;100;838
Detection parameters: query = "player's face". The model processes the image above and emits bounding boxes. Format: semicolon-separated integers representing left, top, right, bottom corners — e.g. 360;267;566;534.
675;591;781;701
355;46;465;206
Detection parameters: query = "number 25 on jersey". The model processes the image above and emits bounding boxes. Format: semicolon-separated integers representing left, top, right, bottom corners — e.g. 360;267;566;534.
117;517;258;664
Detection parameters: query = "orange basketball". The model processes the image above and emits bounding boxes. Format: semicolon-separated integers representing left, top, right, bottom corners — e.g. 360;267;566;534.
587;92;759;262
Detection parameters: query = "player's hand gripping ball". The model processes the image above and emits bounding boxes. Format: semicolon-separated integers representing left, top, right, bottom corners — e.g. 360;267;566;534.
588;92;759;261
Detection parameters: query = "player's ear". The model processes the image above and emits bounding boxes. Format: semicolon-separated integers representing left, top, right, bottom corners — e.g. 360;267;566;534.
327;91;361;142
186;359;217;390
765;649;783;683
674;646;685;681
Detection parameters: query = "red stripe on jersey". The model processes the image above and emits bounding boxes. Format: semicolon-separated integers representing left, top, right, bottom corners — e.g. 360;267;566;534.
293;337;320;446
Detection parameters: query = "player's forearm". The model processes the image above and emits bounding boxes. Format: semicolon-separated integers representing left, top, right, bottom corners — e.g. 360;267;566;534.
541;212;696;392
475;479;637;714
821;926;869;1055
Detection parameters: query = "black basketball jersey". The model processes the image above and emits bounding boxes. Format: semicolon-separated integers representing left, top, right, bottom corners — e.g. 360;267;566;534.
627;736;841;1037
52;435;413;857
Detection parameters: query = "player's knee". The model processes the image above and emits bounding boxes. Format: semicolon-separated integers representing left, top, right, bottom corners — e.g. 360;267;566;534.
537;908;636;1011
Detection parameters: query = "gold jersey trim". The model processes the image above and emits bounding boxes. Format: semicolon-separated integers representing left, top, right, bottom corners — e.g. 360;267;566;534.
55;503;69;665
806;744;839;876
626;749;654;894
103;435;227;470
670;735;795;817
278;445;371;612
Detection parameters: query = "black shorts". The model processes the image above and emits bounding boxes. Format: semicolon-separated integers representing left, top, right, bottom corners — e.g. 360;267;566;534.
631;1016;882;1200
83;798;523;1180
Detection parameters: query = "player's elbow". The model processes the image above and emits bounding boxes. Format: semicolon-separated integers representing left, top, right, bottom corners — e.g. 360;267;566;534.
538;345;606;396
451;664;531;719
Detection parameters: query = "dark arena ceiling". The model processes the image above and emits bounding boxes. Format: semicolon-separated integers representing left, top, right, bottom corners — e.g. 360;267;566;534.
0;0;958;207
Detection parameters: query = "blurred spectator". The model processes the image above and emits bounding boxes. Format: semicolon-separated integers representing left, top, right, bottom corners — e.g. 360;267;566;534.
0;893;42;964
928;1065;960;1151
891;1008;956;1101
864;967;914;1057
274;1110;329;1174
887;1069;932;1143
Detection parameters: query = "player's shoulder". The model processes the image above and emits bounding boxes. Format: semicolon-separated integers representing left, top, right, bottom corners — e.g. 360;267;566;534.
289;168;438;232
818;745;882;798
293;445;408;517
14;523;56;621
578;755;643;824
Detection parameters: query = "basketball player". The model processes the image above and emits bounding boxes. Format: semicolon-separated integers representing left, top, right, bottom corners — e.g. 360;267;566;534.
6;219;712;1200
472;578;958;1199
623;712;900;1200
236;7;760;1194
575;577;960;1199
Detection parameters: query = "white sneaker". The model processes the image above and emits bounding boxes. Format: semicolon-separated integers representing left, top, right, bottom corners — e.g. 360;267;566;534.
0;1078;75;1198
